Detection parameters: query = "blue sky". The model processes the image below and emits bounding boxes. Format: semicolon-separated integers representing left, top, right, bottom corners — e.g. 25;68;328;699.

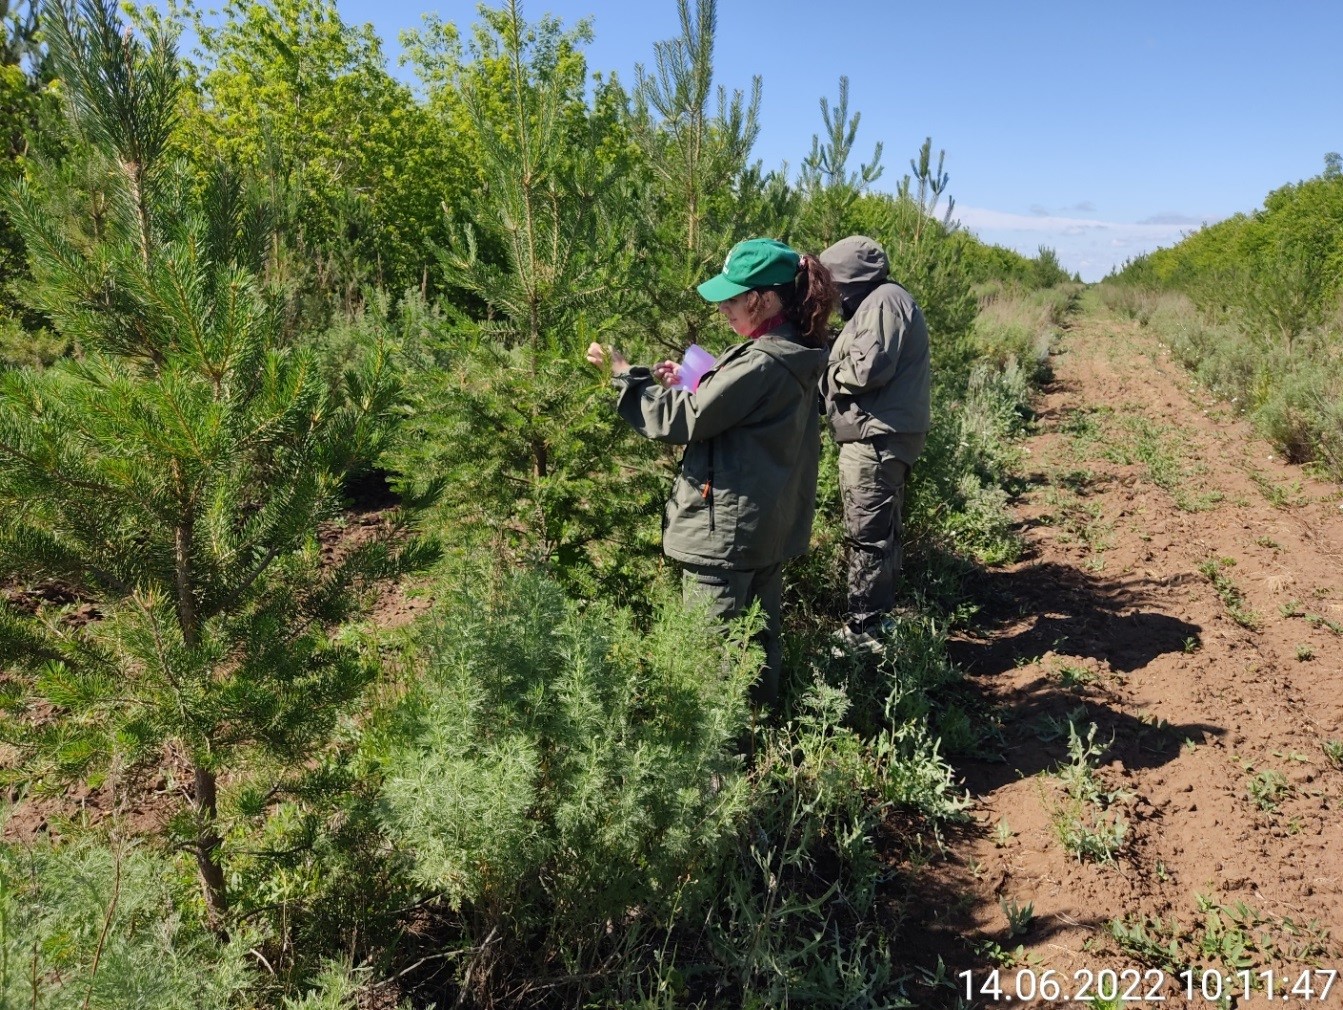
340;0;1343;281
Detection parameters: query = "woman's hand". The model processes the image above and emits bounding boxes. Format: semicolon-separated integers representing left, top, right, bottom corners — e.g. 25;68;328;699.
652;360;682;388
585;341;630;375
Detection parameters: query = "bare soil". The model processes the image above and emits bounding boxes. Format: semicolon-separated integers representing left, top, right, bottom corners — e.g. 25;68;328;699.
904;302;1343;1007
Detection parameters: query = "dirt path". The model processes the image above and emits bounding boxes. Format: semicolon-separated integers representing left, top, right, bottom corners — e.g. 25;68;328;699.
907;296;1343;1008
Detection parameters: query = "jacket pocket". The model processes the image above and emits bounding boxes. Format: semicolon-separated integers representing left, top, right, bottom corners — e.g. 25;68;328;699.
827;395;867;443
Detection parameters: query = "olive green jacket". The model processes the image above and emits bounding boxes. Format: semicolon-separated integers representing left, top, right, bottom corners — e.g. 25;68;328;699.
613;324;826;571
821;281;931;452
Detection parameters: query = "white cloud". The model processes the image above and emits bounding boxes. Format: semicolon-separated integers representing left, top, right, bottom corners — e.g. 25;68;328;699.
949;205;1200;281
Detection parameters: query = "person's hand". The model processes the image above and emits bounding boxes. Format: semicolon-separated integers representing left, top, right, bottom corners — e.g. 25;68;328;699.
652;360;682;388
585;342;630;375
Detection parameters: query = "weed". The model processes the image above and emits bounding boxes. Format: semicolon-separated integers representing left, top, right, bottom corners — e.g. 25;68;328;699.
1248;468;1308;508
1322;740;1343;770
1247;768;1290;811
1102;416;1222;511
1280;600;1343;635
1056;663;1096;689
1296;644;1315;661
972;939;1040;968
1059;407;1108;441
1199;557;1261;630
1056;813;1128;863
1108;914;1185;973
999;897;1035;938
1255;535;1281;549
1305;612;1343;635
1049;719;1129;863
1055;467;1097;492
1042;486;1114;556
1033;706;1089;744
1182;635;1201;653
1111;896;1338;996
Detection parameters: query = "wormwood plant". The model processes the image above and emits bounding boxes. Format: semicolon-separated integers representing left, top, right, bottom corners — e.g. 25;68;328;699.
0;837;255;1006
906;357;1030;567
377;569;757;1004
0;0;407;933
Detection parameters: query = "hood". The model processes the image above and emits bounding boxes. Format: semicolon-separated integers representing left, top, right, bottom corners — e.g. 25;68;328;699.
820;235;890;286
821;236;891;320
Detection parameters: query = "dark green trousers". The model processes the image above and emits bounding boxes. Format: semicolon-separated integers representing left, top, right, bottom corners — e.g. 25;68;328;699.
838;432;923;626
681;561;783;707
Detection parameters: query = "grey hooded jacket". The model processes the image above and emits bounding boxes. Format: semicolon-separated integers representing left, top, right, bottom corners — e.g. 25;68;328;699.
612;323;826;571
819;236;931;451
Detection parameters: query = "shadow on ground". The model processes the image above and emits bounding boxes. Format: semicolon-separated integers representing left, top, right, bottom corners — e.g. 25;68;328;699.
941;557;1221;789
949;559;1204;676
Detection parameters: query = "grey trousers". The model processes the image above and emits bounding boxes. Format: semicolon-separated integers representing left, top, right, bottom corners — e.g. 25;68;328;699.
682;561;783;707
838;433;922;626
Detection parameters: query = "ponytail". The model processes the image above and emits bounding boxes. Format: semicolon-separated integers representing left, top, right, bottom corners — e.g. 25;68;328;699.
771;253;836;348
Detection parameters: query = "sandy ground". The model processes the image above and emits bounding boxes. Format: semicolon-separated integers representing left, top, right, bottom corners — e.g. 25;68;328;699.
904;302;1343;1008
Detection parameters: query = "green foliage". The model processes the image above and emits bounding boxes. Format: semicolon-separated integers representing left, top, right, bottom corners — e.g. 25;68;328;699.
0;0;1084;1002
1110;159;1343;479
0;837;256;1007
0;0;412;930
377;568;756;999
1198;557;1261;630
795;74;882;249
386;1;664;602
164;0;454;301
907;357;1032;567
1049;720;1129;863
625;0;792;353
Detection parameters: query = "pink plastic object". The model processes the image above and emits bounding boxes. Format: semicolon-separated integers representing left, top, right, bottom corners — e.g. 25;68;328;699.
674;343;717;392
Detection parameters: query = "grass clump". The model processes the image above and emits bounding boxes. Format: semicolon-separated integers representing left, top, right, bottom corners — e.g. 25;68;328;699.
1198;557;1262;630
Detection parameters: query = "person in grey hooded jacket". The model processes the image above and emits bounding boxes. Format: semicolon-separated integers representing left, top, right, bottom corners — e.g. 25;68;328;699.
586;238;835;705
819;235;931;652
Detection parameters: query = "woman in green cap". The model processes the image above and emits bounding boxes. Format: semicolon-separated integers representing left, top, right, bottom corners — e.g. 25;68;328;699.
586;238;835;706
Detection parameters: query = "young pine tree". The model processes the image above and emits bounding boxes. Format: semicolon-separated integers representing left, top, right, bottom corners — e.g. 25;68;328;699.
850;137;977;361
626;0;794;352
796;74;883;251
0;0;405;933
391;0;663;601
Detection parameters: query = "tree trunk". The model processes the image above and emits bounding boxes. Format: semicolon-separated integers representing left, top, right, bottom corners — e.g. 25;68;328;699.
193;763;230;938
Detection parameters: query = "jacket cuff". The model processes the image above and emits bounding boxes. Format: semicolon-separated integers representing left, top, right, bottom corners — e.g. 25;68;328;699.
611;365;652;388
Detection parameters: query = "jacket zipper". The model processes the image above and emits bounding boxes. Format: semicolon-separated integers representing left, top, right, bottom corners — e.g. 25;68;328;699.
701;440;715;532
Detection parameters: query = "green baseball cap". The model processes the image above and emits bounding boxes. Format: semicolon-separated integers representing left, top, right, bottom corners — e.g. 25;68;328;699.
696;237;801;302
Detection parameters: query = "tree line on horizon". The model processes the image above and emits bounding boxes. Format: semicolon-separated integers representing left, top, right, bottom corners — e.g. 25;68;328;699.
1107;154;1343;478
